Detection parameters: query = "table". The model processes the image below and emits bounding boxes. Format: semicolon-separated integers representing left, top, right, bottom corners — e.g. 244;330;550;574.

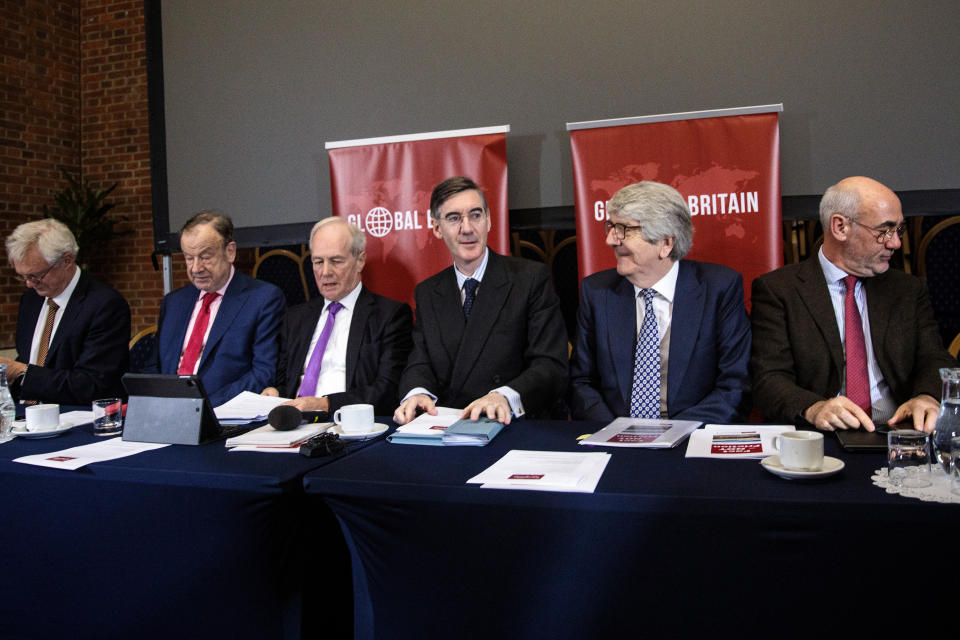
303;420;960;639
0;419;355;640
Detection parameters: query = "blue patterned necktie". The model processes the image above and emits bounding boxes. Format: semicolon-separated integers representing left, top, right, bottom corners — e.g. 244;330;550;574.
462;278;479;319
629;288;661;418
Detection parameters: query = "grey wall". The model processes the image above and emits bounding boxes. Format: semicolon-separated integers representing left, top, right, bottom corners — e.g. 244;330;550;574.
158;0;960;234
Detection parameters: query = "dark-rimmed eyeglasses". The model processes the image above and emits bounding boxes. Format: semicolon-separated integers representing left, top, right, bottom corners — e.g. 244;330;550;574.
438;209;487;228
603;220;644;241
847;217;906;244
14;257;62;284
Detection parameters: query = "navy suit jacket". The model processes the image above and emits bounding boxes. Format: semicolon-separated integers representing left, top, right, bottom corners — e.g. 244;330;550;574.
152;271;285;407
275;286;413;416
14;270;130;405
570;261;751;423
399;251;569;416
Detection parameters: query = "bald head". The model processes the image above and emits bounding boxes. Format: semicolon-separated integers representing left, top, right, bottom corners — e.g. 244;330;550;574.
820;176;904;277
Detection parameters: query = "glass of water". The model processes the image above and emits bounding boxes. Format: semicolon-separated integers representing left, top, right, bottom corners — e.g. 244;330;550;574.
92;398;123;436
888;429;932;488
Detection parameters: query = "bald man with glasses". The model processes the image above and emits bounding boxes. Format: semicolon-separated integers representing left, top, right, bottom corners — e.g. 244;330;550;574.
751;176;957;433
3;218;130;405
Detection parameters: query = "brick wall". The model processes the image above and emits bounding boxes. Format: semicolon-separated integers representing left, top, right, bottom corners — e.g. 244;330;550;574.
0;0;81;347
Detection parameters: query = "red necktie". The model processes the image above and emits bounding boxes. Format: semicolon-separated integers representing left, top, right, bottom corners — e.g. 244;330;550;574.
178;292;219;375
843;275;871;413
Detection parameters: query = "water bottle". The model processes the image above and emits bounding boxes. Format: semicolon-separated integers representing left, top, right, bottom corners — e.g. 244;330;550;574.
0;363;15;437
932;368;960;472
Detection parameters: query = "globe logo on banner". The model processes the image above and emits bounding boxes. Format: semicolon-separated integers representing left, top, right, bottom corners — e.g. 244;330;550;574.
364;207;394;238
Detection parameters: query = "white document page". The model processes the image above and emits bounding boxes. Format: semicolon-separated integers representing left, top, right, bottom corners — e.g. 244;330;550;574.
467;449;611;493
14;438;169;471
392;406;463;436
214;391;290;424
685;424;795;459
579;417;702;448
225;423;328;448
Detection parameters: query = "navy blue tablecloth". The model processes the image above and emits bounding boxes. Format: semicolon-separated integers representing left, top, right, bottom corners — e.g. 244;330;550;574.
0;419;356;640
303;420;959;639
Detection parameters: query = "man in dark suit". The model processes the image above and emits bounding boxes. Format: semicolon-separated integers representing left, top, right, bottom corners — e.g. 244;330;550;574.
569;181;751;423
393;176;568;425
152;211;284;407
751;176;955;433
3;218;130;405
263;217;412;416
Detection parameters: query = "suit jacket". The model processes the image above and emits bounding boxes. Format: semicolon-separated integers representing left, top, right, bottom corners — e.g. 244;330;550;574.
399;251;568;416
569;261;751;423
13;271;130;405
152;271;285;407
750;257;956;423
275;287;413;415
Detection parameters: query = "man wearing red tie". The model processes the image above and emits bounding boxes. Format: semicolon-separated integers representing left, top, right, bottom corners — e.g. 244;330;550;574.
152;211;285;406
751;176;957;433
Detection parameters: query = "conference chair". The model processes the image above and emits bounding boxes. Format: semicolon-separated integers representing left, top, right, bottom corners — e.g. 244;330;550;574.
917;215;960;346
128;324;158;374
253;247;310;306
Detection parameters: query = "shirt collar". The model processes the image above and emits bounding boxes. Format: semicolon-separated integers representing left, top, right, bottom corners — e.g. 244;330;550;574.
50;266;82;308
633;260;679;303
327;282;362;312
455;247;489;290
818;246;851;284
196;265;235;301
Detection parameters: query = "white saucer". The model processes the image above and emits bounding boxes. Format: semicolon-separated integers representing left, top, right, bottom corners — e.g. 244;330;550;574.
11;420;77;439
761;455;845;480
327;422;389;441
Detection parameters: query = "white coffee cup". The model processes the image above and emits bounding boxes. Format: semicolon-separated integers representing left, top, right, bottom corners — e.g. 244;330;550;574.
334;404;375;434
772;431;824;471
25;404;60;432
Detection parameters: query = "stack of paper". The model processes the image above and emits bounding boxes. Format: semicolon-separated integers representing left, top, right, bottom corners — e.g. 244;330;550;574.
225;423;328;452
215;391;290;425
14;438;169;470
579;417;702;448
387;407;462;445
441;417;505;446
467;449;611;493
684;424;795;459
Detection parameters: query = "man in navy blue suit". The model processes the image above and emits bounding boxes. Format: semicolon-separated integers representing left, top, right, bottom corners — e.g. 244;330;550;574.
569;181;751;423
152;211;284;407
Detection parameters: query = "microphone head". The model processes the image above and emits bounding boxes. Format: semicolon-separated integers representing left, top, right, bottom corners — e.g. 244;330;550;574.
268;405;302;431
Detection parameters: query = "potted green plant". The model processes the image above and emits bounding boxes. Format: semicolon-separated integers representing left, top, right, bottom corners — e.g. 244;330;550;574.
42;170;126;266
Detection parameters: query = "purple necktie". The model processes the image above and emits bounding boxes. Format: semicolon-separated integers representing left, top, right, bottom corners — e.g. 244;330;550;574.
297;301;343;397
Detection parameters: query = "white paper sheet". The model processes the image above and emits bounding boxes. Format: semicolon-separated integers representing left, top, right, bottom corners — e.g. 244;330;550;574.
467;449;611;493
684;424;795;459
214;391;290;424
14;438;169;470
579;417;702;448
392;406;463;437
225;423;328;448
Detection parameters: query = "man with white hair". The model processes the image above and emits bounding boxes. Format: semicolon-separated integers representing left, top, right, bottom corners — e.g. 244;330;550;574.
570;181;752;423
3;218;130;405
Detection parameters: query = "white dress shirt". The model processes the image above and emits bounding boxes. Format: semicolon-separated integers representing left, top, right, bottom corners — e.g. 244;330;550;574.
633;260;678;418
298;282;362;397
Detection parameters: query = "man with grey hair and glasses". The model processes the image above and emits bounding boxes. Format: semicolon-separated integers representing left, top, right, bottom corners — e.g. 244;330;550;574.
751;176;955;433
570;181;751;422
3;218;130;405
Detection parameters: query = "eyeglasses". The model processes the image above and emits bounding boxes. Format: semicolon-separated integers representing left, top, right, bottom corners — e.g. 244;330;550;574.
438;209;486;228
847;217;906;244
15;257;62;284
603;220;644;241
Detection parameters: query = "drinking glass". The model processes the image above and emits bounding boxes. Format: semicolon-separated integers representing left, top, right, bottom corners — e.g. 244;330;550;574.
887;429;932;488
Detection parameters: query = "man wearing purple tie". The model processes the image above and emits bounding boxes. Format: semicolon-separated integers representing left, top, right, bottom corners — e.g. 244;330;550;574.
263;217;412;416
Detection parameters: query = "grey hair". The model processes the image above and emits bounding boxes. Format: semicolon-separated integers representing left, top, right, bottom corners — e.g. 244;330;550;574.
309;217;366;258
6;218;79;265
818;182;861;228
607;181;693;260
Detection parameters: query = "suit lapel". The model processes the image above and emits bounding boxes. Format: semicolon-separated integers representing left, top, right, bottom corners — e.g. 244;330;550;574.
864;271;895;373
344;288;373;388
449;252;512;392
796;257;844;373
431;267;467;372
46;271;90;360
667;261;704;409
199;274;247;370
609;276;637;406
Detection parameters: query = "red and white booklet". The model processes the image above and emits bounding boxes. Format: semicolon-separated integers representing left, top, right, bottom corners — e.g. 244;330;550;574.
685;424;795;459
579;417;702;448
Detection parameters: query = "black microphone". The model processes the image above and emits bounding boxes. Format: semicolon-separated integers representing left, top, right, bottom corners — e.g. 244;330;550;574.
267;405;302;431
